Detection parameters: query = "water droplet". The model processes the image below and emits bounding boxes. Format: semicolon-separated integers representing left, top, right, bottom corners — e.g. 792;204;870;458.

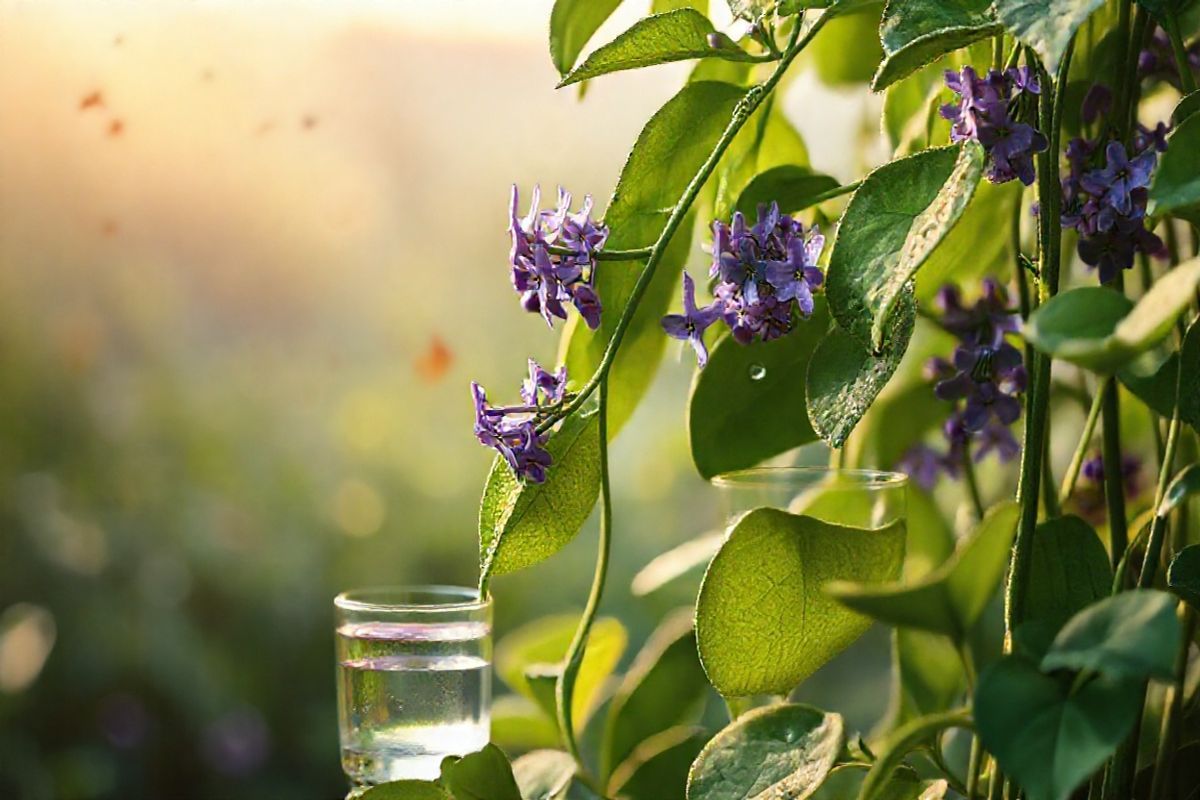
749;364;767;381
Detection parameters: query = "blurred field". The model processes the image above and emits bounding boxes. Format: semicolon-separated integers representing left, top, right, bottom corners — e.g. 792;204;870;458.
0;2;890;798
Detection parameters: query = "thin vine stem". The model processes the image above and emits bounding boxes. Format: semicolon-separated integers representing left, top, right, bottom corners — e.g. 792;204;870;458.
1149;605;1196;800
556;378;613;781
547;245;654;261
1059;381;1106;506
1164;9;1198;94
537;11;830;434
962;441;986;522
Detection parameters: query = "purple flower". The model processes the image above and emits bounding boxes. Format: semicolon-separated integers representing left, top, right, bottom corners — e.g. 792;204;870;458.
661;271;723;367
942;66;1047;186
472;361;572;483
975;420;1020;463
897;444;949;491
521;359;567;406
508;185;608;330
1134;122;1171;154
1080;142;1156;218
1081;84;1112;125
1139;26;1200;90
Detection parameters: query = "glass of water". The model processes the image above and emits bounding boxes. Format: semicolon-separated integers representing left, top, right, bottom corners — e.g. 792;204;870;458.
334;586;492;786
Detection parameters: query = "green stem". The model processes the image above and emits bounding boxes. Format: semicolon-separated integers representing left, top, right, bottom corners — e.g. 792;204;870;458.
1101;376;1129;570
962;441;986;523
1006;45;1070;636
556;378;613;775
1059;381;1106;506
548;245;654;261
1111;0;1134;128
1149;605;1196;800
805;179;862;208
537;13;829;433
1163;9;1197;96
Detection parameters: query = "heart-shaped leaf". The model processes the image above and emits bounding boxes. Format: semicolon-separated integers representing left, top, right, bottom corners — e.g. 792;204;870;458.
561;80;746;436
1024;259;1200;372
353;781;453;800
975;656;1142;800
479;410;601;581
1149;110;1200;223
1025;516;1113;635
826;501;1020;641
495;615;627;730
440;745;523;800
1041;589;1182;680
994;0;1108;75
609;726;708;800
689;298;830;478
734;166;841;216
686;703;844;800
806;290;916;447
696;508;905;696
1173;89;1200;125
602;608;710;778
559;10;757;87
872;0;1001;90
549;0;624;75
1160;463;1200;517
1167;544;1200;610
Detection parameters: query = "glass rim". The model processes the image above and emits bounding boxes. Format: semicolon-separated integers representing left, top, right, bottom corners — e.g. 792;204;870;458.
334;584;491;613
710;467;908;490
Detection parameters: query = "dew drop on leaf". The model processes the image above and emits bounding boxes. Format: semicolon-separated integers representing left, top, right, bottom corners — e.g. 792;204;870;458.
748;364;767;381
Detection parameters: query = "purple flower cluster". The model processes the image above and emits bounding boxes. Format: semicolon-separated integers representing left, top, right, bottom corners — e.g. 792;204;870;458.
1139;26;1200;91
1061;108;1167;284
509;185;608;330
661;202;824;366
1071;451;1143;522
941;66;1047;186
471;359;568;483
896;280;1025;490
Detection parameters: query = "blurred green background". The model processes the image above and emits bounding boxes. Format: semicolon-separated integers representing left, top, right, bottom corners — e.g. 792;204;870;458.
0;2;939;798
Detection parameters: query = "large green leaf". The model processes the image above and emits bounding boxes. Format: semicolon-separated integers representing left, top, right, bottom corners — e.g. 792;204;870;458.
1173;89;1200;125
479;410;601;581
440;745;523;800
734;166;841;216
826;146;959;345
685;704;844;800
975;656;1142;800
872;0;1000;90
559;10;758;87
1168;544;1200;610
1024;259;1200;373
561;80;746;435
805;295;916;448
688;298;830;478
549;0;625;75
1025;516;1113;635
1161;463;1200;517
354;781;452;800
601;608;710;778
993;0;1107;75
495;615;627;730
888;629;965;728
695;508;906;696
1118;318;1200;430
826;501;1020;641
608;726;708;800
1040;589;1182;680
1151;112;1200;223
810;763;946;799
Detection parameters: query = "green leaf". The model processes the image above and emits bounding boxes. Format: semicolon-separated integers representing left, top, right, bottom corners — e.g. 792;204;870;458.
479;410;601;581
695;508;906;696
810;763;945;800
887;629;965;728
1161;462;1200;517
975;656;1142;800
608;726;708;800
602;608;710;778
549;0;625;75
688;298;831;478
1150;111;1200;223
1167;544;1200;610
685;703;844;800
440;744;523;800
734;166;841;216
873;142;984;350
826;501;1020;641
805;293;916;448
858;709;972;800
491;695;560;753
1024;259;1200;372
353;781;452;800
882;63;942;152
655;0;708;12
495;615;627;730
631;532;723;597
512;750;595;800
726;0;772;21
1180;316;1200;429
826;146;959;346
561;80;746;435
872;0;1000;90
993;0;1107;75
1025;516;1114;635
711;96;811;223
1174;89;1200;125
559;10;757;88
1041;589;1182;680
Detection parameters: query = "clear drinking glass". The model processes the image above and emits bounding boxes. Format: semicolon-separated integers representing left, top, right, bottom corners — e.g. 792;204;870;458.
712;467;907;530
334;586;492;786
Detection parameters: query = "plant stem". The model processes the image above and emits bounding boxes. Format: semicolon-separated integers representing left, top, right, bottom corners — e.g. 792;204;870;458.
962;441;986;522
1149;605;1196;800
1101;377;1129;569
1059;381;1106;506
548;246;654;261
537;13;829;433
1163;10;1197;96
804;179;862;208
1006;45;1069;635
556;378;612;775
